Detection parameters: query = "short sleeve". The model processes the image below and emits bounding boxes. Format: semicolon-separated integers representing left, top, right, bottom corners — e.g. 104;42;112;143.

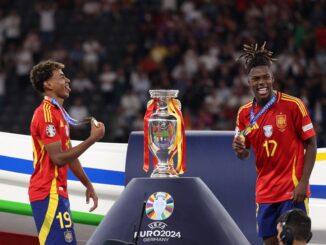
234;107;251;148
235;108;246;136
293;99;316;141
37;106;61;145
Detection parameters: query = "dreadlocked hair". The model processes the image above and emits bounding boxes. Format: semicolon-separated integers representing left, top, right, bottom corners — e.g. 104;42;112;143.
238;41;277;73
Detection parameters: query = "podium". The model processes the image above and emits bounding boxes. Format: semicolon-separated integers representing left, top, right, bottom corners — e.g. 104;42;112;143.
87;177;250;245
124;131;260;244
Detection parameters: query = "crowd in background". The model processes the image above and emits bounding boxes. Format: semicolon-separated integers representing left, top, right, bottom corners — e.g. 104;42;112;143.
0;0;325;146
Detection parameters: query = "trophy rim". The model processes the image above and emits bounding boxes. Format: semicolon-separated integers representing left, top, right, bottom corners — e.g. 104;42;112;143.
149;89;179;98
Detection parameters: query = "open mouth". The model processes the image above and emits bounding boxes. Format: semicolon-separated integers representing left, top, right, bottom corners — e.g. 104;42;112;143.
65;84;71;92
257;87;268;96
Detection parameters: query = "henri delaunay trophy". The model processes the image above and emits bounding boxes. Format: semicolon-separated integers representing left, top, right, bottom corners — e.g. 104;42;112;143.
143;89;186;177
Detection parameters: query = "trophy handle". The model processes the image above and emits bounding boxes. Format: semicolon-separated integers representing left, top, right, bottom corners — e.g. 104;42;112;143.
174;99;181;110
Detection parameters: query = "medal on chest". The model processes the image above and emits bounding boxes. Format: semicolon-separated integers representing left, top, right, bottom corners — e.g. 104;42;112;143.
240;94;277;141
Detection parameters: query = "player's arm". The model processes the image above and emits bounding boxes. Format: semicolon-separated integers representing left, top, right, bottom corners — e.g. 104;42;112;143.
301;135;317;183
292;98;317;204
232;109;250;160
45;121;105;166
69;156;98;212
45;136;97;166
293;135;317;204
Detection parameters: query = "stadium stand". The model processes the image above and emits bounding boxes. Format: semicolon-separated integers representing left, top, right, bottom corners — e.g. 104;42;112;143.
0;0;325;146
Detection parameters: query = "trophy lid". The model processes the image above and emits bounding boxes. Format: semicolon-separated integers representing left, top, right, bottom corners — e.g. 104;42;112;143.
149;89;179;98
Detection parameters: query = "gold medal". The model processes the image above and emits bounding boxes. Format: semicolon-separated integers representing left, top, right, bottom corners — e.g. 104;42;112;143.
238;134;245;144
92;117;99;127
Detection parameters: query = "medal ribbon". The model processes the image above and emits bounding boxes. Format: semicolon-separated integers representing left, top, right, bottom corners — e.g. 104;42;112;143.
172;99;186;174
44;96;92;126
242;94;276;136
167;99;186;174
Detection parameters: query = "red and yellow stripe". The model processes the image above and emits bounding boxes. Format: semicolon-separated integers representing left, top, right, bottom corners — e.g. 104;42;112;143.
168;98;186;174
281;93;308;117
236;101;252;126
38;167;59;245
31;139;46;170
43;103;53;123
143;99;157;172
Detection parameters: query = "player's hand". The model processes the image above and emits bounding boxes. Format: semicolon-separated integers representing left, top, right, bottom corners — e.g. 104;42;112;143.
89;120;105;142
232;135;246;154
86;183;98;212
232;135;249;159
292;180;308;204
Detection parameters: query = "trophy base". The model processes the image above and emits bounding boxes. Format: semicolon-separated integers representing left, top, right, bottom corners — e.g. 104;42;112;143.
150;166;179;178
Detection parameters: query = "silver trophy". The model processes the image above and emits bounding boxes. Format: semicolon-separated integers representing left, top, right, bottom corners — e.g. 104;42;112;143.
148;90;180;177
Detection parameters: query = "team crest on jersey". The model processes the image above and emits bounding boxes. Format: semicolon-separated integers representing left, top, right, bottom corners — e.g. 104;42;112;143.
46;124;56;137
64;230;73;243
276;114;287;132
263;125;273;138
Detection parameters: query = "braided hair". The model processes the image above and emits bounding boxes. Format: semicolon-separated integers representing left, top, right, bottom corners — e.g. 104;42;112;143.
238;42;277;73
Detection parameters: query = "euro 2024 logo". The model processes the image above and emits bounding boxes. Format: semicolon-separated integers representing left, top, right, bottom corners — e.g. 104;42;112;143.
138;192;181;243
146;192;174;221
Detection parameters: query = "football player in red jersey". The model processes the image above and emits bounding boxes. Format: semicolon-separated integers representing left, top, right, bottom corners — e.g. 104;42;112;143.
29;60;105;245
232;43;317;245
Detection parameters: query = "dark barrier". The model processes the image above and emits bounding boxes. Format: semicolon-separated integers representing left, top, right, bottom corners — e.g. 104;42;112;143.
125;131;261;245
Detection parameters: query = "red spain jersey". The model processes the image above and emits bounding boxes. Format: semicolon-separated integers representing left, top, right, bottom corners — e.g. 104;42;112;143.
235;92;316;204
28;98;71;202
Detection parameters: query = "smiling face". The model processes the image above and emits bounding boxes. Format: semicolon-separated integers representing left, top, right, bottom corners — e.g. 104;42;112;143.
44;69;71;103
248;65;274;105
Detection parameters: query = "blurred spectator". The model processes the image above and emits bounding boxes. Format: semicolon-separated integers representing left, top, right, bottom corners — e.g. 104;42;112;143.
204;89;222;121
199;45;219;72
0;69;6;106
3;9;21;47
15;46;33;89
183;48;199;78
131;112;144;131
0;10;5;54
161;0;177;11
320;79;326;140
99;63;116;104
150;40;168;64
82;37;103;73
68;97;89;138
112;68;127;107
23;31;42;63
70;71;94;96
130;65;150;105
82;0;101;17
36;2;56;44
68;42;84;64
50;42;68;62
120;88;142;128
316;47;326;73
69;97;89;122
